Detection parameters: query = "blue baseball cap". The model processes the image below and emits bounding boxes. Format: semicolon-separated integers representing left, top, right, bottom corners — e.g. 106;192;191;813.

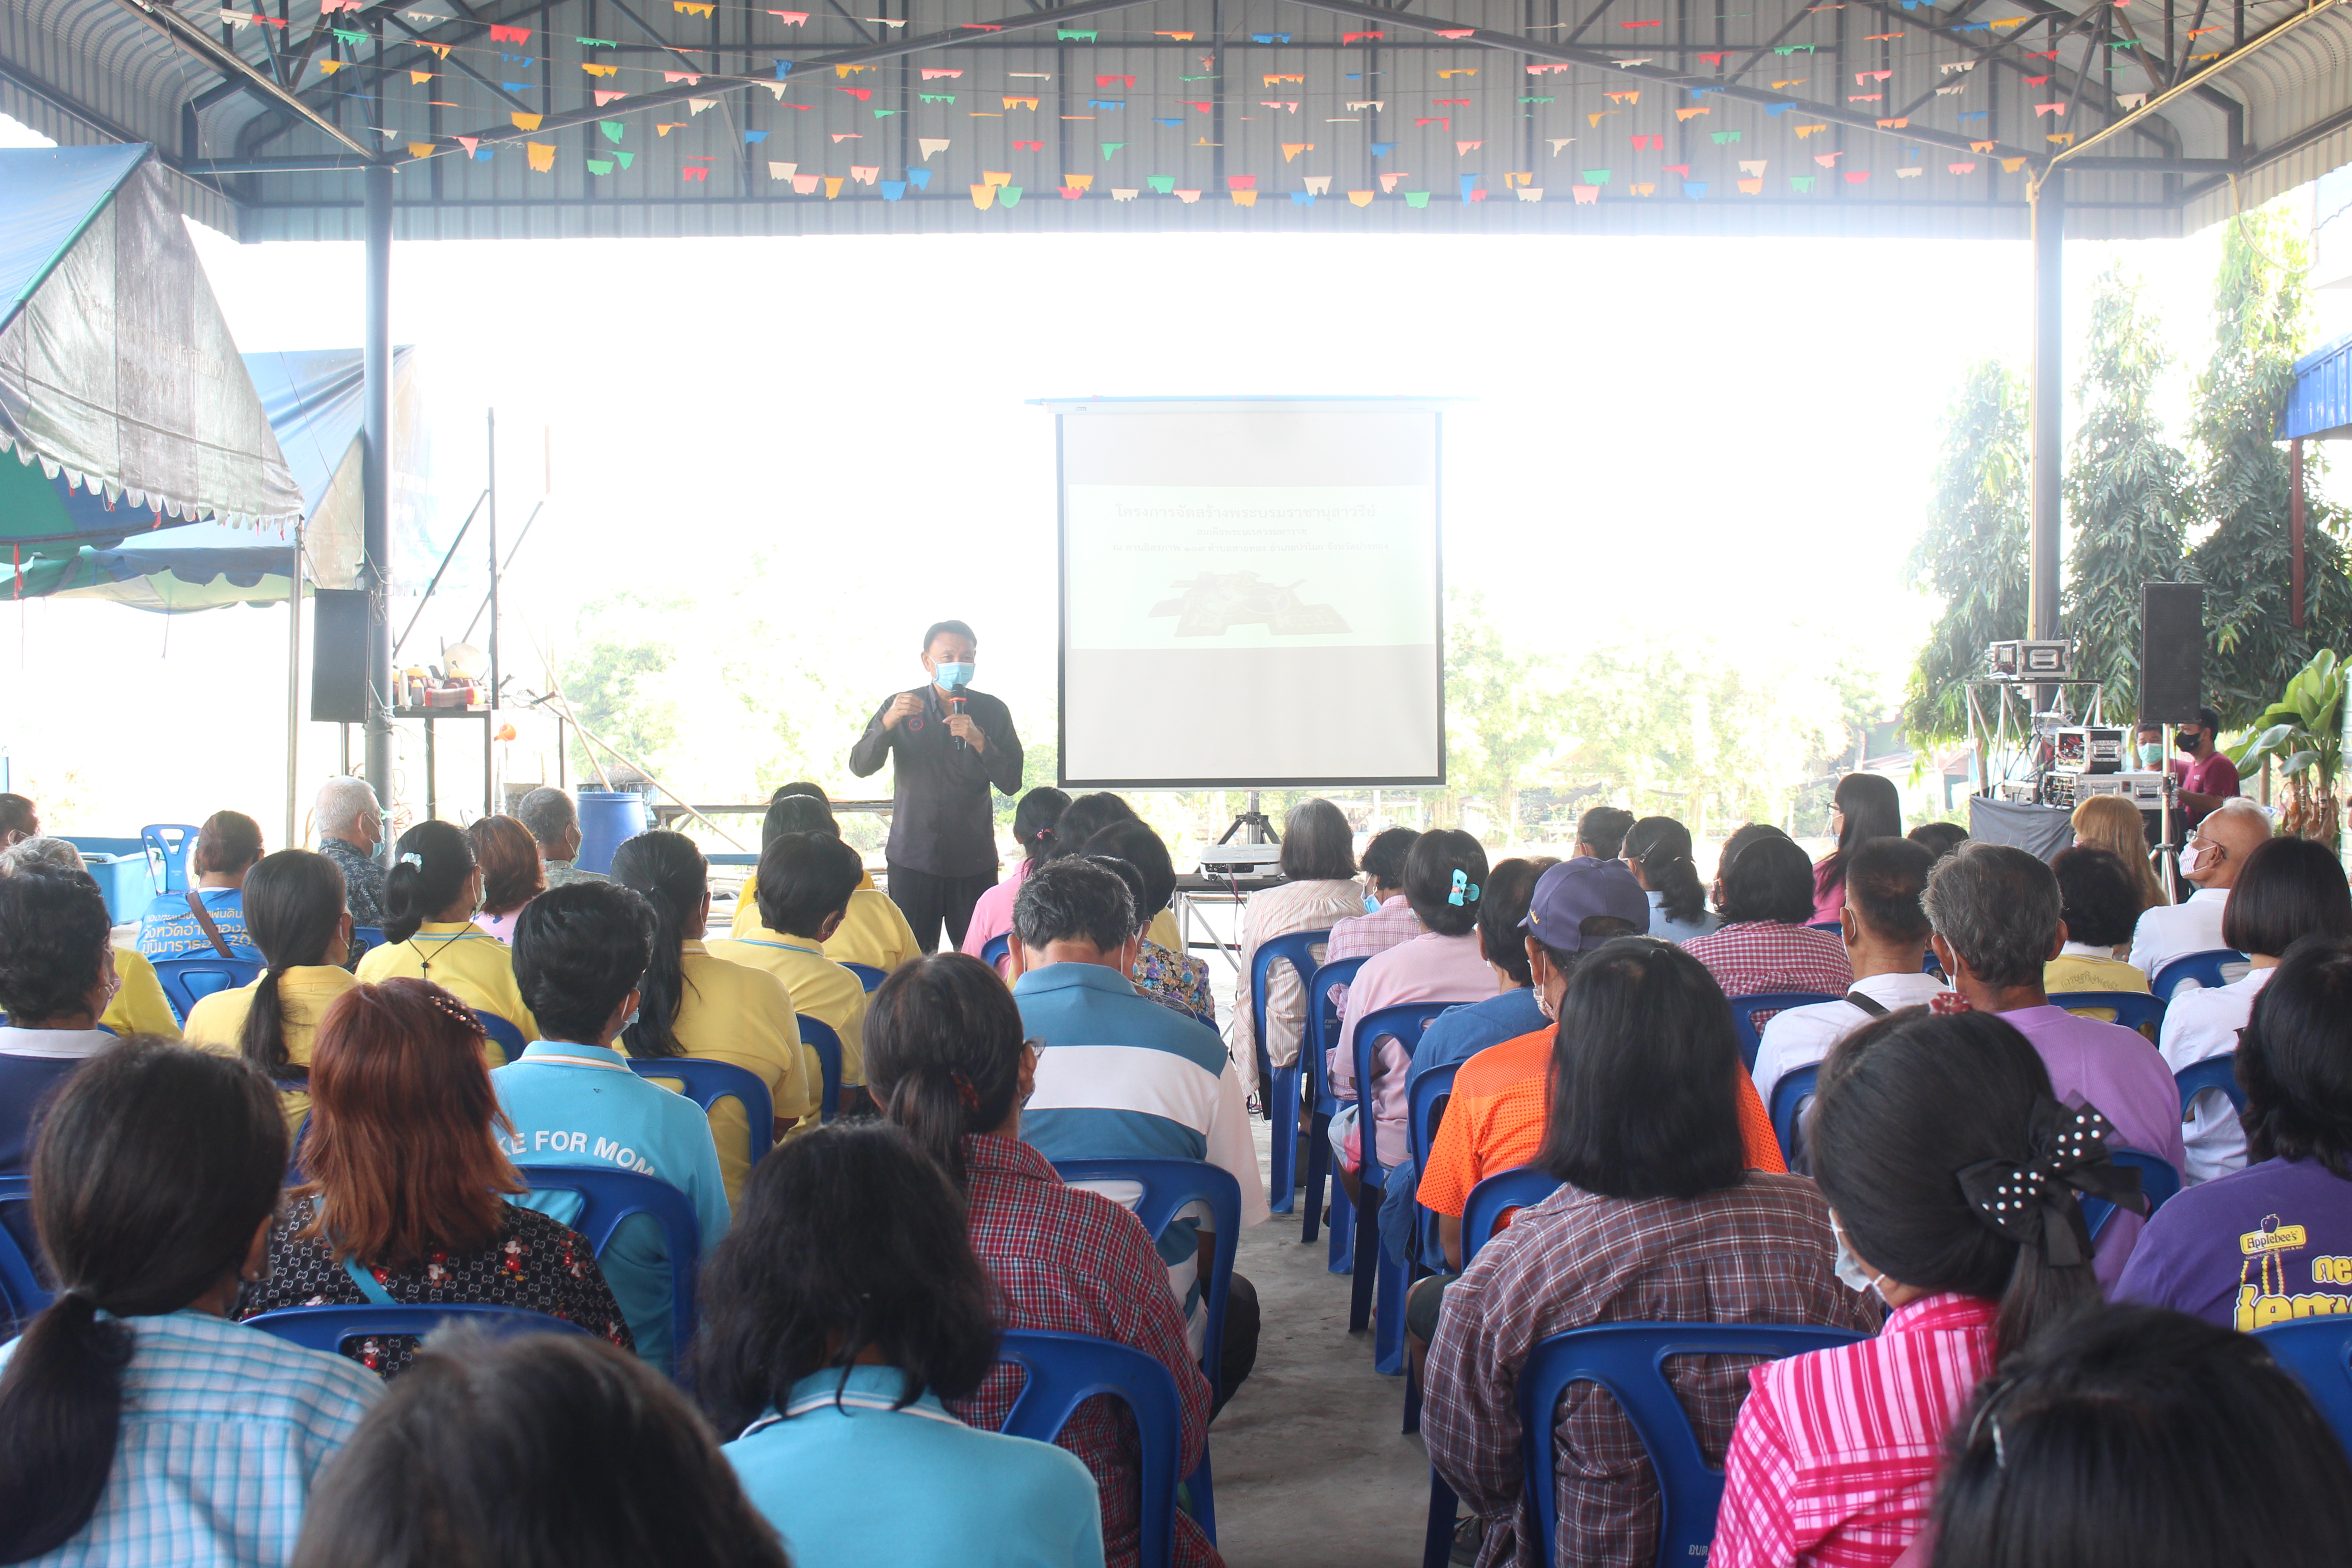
1519;857;1650;951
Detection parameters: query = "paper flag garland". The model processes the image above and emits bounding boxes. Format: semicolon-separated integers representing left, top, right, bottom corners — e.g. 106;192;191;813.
1283;143;1313;161
1227;174;1256;190
586;157;612;174
983;170;1011;185
922;68;961;79
488;22;529;40
1712;130;1741;143
849;165;878;183
1738;177;1763;194
768;161;797;179
1793;123;1829;137
1816;150;1842;165
970;183;996;209
1291;190;1314;206
1516;186;1543;201
1739;159;1767;175
1372;142;1396;157
690;97;717;113
1548;137;1574;154
1173;188;1200;202
1845;169;1869;182
1675;106;1710;121
1343;30;1382;42
1349;190;1375;205
1098;74;1134;88
1789;174;1815;191
1378;171;1408;191
1233;189;1258;205
790;172;818;192
1579;167;1609;184
1588;111;1618;127
1306;175;1330;194
998;186;1024;206
1457;140;1482;154
1147;175;1176;193
918;138;950;159
1112;187;1138;200
595;91;627;105
907;169;930;189
1949;160;1978;173
769;8;807;19
1685;181;1707;196
1102;142;1124;159
880;181;906;199
408;140;436;158
684;165;710;183
510;112;541;130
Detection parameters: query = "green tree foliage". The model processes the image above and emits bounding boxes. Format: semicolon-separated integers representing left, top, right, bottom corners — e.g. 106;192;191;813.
2064;263;2189;723
1901;360;2030;746
1445;587;1568;843
559;591;687;780
2231;647;2347;847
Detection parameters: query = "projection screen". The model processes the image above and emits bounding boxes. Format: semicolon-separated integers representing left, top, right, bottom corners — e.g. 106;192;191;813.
1047;397;1446;789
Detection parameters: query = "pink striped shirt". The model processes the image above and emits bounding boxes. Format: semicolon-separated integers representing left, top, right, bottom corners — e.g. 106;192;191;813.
1711;1293;1998;1568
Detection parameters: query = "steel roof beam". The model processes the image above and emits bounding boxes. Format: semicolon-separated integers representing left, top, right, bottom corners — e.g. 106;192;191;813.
110;0;374;156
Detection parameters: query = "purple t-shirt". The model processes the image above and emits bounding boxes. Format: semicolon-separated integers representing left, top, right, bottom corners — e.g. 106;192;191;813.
2116;1157;2352;1330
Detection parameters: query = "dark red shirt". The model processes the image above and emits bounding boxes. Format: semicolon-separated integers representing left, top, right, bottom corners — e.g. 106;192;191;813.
2183;749;2240;800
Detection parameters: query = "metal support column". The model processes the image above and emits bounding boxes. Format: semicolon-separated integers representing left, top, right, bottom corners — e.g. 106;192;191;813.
2029;168;2063;646
362;164;395;810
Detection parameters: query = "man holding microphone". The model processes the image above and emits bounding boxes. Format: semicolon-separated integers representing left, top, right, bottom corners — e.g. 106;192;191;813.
848;619;1025;953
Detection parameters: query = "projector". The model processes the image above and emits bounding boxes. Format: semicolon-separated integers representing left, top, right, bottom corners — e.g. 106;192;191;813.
1197;843;1283;876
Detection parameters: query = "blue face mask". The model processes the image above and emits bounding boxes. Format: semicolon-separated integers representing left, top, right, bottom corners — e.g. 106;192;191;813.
934;660;973;691
1363;894;1382;913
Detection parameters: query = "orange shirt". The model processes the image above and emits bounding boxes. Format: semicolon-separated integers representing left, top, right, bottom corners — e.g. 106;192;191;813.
1416;1027;1785;1217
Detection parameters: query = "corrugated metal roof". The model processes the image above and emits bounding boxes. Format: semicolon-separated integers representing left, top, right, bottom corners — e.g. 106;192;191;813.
1;0;2345;241
2286;330;2352;439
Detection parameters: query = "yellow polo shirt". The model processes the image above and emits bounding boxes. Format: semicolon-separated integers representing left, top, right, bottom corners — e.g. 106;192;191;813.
729;871;918;976
183;965;362;1136
708;934;868;1100
353;922;538;1060
635;943;814;1206
1147;907;1182;957
104;947;180;1038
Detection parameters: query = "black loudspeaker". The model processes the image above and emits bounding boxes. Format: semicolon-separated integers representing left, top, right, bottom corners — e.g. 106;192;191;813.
2139;582;2205;723
311;589;372;724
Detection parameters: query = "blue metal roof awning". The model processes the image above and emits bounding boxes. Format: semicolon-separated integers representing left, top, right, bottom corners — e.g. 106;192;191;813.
2283;333;2352;441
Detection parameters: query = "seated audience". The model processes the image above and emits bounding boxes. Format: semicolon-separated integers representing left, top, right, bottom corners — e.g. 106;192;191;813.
1083;818;1215;1025
730;784;920;973
1922;843;2186;1284
0;1039;380;1567
516;785;607;887
1711;1007;2112;1567
1325;826;1423;966
239;978;631;1376
0;870;123;1260
290;1332;788;1568
1752;838;1946;1117
1010;858;1267;1382
0;792;37;848
496;882;729;1376
1573;806;1634;861
713;829;872;1116
137;809;265;961
2129;801;2269;980
1623;815;1717;942
1682;824;1854;997
611;828;813;1200
355;820;537;1051
184;849;356;1134
2158;834;2352;1184
700;1123;1105;1568
2073;793;2167;912
960;784;1071;977
1421;938;1877;1568
312;775;387;926
1906;820;1968;860
466;814;545;942
1054;793;1185;957
2044;846;2156;996
1928;1304;2352;1568
865;952;1215;1568
0;837;175;1037
1811;772;1904;924
1229;797;1371;1098
2122;935;2352;1326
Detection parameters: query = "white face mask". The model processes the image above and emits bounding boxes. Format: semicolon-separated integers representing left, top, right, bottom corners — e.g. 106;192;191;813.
1535;983;1558;1024
1829;1214;1890;1299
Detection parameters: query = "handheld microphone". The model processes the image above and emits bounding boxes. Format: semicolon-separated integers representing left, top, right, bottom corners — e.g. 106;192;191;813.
949;689;968;752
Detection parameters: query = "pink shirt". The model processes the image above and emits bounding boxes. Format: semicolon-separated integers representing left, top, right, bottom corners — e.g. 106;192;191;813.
1811;862;1845;926
473;904;528;944
958;858;1035;977
1331;929;1498;1170
1230;877;1375;1094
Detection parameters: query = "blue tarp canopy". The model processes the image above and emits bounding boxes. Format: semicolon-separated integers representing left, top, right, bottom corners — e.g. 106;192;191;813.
2284;333;2352;442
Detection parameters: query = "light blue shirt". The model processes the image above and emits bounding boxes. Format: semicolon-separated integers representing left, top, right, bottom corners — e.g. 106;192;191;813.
0;1309;378;1567
490;1039;730;1375
136;886;262;962
1646;890;1720;946
725;1364;1104;1568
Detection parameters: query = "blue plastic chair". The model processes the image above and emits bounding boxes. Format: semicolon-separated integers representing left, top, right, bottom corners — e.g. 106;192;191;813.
630;1057;776;1171
2050;990;2168;1038
2082;1148;2182;1240
1052;1157;1237;1542
2177;1053;2246;1117
470;1009;527;1066
1348;1001;1452;1376
1462;1166;1563;1268
0;1175;50;1329
842;962;886;993
1805;919;1842;932
2255;1318;2352;1453
1726;993;1839;1073
1769;1063;1821;1171
140;823;198;895
1303;956;1368;1256
797;1015;844;1121
150;954;264;1024
2150;947;2247;1001
1406;1059;1460;1274
980;932;1011;971
347;926;384;966
996;1329;1186;1568
1519;1323;1870;1568
245;1302;595;1355
1249;929;1330;1216
513;1163;702;1374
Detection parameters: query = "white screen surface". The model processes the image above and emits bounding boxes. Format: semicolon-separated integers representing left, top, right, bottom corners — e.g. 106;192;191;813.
1052;399;1444;788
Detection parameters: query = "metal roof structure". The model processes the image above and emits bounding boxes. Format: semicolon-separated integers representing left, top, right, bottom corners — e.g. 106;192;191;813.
4;0;2350;240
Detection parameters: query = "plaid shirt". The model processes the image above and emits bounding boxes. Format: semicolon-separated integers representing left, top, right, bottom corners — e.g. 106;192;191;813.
0;1309;379;1566
1680;921;1853;1000
318;835;386;928
947;1135;1217;1568
1422;1174;1880;1568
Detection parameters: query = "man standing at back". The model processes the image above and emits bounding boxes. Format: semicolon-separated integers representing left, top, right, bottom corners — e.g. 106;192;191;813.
2172;706;2242;825
848;620;1024;954
517;787;606;888
2129;801;2269;981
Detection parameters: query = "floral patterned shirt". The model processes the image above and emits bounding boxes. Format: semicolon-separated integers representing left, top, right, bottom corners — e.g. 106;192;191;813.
1135;938;1216;1029
240;1194;635;1379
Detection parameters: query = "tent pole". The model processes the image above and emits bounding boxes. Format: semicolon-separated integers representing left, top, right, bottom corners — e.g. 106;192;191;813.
363;164;395;815
2028;168;2063;662
285;520;304;848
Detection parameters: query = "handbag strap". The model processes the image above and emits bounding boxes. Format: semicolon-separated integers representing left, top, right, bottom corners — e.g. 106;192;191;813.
341;1253;397;1305
1844;989;1891;1018
184;890;235;961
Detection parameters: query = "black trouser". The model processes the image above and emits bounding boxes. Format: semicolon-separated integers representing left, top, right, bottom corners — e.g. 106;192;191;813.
1211;1272;1261;1420
885;862;997;955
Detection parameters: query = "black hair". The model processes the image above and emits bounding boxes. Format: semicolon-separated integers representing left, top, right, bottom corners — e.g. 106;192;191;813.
0;1040;285;1561
1930;1304;2352;1568
759;793;838;848
1575;806;1635;860
1011;787;1071;865
2192;704;2223;735
921;619;976;652
1360;827;1420;893
1840;837;1936;948
865;952;1029;1188
1403;828;1489;939
1082;820;1176;924
381;819;475;945
237;849;348;1082
751;832;862;941
1716;828;1816;926
608;830;707;1062
511;882;656;1045
2222;834;2352;958
1624;816;1707;927
0;868;111;1024
1086;855;1152;938
1816;772;1905;891
1049;792;1138;859
293;1331;789;1568
1480;858;1557;987
2049;846;2146;950
1908;821;1970;860
1279;798;1358;882
772;781;830;806
1537;937;1745;1199
2239;935;2352;1176
191;809;265;877
1812;1008;2098;1358
0;795;34;838
1011;857;1133;955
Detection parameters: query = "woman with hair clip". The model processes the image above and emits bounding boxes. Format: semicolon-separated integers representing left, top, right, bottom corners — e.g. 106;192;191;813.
700;1123;1104;1568
609;829;813;1204
960;785;1071;979
136;808;266;960
355;820;536;1055
1228;797;1369;1098
1623;815;1718;943
466;815;546;943
184;849;357;1135
239;977;631;1377
0;1039;382;1566
863;953;1215;1568
1811;773;1905;926
1710;1004;2135;1568
728;784;920;973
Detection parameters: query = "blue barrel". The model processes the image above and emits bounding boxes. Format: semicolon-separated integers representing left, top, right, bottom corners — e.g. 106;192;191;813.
574;790;650;875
